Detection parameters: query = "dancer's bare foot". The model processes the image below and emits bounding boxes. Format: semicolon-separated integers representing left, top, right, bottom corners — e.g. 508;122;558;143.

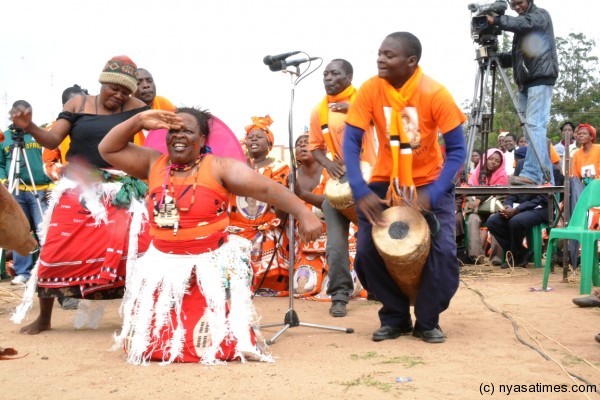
19;317;51;335
19;297;54;335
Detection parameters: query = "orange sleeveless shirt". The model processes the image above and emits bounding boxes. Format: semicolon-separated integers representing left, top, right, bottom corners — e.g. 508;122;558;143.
147;154;230;253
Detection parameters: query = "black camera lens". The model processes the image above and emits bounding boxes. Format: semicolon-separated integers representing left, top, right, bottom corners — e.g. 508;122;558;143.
472;15;488;29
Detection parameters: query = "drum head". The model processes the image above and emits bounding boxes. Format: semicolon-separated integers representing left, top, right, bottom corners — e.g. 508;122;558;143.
372;206;431;305
372;206;429;259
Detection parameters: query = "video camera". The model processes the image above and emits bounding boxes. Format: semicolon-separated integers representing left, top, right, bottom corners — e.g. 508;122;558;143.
468;0;508;45
8;124;25;145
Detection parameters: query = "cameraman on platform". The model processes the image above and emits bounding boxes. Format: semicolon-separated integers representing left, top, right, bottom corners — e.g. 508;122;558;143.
0;100;52;285
486;0;558;185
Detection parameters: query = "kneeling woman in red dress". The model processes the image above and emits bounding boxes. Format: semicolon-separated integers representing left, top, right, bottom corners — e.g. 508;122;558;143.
99;108;321;365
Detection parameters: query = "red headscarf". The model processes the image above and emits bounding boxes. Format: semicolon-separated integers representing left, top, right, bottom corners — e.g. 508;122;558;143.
245;115;275;150
468;148;508;186
577;123;597;142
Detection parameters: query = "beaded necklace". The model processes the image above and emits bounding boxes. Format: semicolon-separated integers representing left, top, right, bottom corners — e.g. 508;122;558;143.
166;156;202;212
155;156;202;236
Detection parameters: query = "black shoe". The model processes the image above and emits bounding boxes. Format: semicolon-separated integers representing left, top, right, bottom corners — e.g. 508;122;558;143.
458;252;475;265
412;325;446;343
514;251;532;268
572;295;600;308
491;259;502;266
500;261;509;269
372;324;413;342
366;292;378;301
329;301;347;317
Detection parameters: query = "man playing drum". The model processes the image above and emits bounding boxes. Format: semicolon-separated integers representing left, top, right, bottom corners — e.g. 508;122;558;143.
308;59;376;317
343;32;466;343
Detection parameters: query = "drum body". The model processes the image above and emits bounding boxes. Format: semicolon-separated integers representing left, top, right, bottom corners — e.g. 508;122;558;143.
0;184;37;254
372;206;430;305
325;161;372;224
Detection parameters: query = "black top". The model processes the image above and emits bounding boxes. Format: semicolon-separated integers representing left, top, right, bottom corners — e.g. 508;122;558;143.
58;106;149;169
496;3;559;89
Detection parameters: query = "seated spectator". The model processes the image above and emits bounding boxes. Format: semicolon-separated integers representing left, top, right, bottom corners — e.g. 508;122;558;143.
464;148;508;263
486;149;564;268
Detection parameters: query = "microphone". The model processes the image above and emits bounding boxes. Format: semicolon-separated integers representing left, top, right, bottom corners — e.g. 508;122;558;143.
269;57;320;72
263;51;301;65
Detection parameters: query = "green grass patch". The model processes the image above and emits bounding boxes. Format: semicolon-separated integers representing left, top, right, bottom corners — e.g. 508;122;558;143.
378;355;426;367
350;351;380;360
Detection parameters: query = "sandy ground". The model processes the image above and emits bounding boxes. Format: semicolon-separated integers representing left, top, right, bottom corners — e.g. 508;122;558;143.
0;265;599;400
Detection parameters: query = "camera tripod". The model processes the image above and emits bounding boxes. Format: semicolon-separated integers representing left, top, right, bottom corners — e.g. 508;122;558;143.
6;128;45;214
260;57;353;345
1;127;44;273
464;43;552;184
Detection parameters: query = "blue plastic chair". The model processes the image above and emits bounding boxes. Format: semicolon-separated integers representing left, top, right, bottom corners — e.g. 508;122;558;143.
543;179;600;294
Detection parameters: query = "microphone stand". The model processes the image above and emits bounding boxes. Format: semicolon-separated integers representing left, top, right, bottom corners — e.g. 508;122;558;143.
260;58;353;344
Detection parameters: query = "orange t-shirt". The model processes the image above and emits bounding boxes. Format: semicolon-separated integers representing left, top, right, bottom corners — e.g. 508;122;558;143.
550;145;560;164
571;144;600;179
345;75;466;186
308;98;377;166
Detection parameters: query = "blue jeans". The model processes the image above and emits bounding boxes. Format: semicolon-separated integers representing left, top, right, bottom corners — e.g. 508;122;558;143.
518;85;554;185
12;189;48;279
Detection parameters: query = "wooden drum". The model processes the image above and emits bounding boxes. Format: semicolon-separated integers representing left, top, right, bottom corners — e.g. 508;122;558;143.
324;161;372;224
372;206;430;305
0;184;37;255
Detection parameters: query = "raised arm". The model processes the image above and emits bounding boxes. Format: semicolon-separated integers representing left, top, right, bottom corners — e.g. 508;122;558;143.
99;110;182;179
213;157;322;242
10;103;71;149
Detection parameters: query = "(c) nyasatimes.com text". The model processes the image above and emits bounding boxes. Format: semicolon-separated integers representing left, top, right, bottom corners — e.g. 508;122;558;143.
479;382;598;396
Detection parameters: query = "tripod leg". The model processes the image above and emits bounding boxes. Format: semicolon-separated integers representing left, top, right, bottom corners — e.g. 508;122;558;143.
261;76;354;346
19;148;45;217
465;58;495;183
266;324;291;345
7;146;21;195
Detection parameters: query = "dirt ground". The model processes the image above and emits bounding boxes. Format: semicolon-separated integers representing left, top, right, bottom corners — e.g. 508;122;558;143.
1;265;599;400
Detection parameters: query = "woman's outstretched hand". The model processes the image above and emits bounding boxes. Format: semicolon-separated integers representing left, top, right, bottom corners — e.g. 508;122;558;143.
297;212;323;243
138;110;184;131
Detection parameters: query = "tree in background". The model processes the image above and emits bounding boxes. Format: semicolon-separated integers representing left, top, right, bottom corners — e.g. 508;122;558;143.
550;33;600;142
464;32;600;150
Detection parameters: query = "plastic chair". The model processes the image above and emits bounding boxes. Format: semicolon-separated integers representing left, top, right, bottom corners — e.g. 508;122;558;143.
543;179;600;294
527;222;549;268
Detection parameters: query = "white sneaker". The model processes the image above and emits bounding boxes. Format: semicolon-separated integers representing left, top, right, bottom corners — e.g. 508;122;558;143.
10;275;28;285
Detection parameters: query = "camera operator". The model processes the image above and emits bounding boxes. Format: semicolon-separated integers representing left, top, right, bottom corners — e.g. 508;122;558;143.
486;0;558;186
0;100;53;285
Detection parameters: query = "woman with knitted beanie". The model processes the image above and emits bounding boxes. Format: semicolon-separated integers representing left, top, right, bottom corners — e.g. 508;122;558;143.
10;55;150;334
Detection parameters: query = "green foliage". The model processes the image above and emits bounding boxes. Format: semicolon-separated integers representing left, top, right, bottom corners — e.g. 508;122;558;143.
551;33;600;141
